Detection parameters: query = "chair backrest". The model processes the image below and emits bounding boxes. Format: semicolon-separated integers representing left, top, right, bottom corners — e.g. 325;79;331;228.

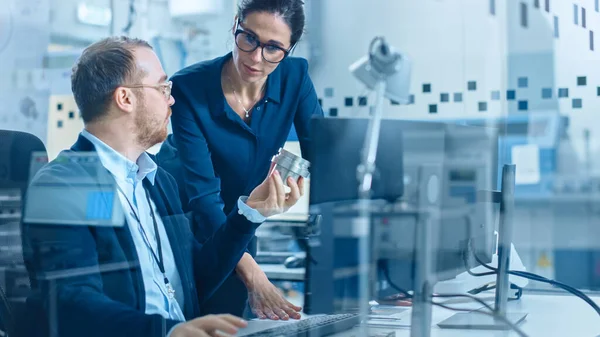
0;285;16;337
0;130;47;337
0;130;47;192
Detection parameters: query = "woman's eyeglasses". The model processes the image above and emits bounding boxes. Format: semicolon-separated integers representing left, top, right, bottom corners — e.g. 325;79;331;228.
234;21;292;64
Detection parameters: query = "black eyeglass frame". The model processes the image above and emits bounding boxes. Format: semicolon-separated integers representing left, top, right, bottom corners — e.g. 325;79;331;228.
233;20;295;64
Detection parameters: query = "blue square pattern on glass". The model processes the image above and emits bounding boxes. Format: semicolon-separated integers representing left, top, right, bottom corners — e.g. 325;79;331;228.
573;99;583;109
518;77;528;88
440;93;449;102
558;88;569;98
542;88;553;99
507;90;516;100
578;76;587;86
478;102;488;112
468;81;477;91
324;88;334;98
429;104;438;113
518;100;528;111
423;84;432;93
521;2;528;27
454;93;463;102
86;192;114;220
491;91;501;100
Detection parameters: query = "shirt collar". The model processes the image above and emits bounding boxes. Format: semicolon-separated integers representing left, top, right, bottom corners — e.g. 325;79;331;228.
80;130;157;185
264;59;282;104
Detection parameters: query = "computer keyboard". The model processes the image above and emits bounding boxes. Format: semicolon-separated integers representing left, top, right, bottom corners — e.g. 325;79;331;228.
242;313;360;337
254;254;291;265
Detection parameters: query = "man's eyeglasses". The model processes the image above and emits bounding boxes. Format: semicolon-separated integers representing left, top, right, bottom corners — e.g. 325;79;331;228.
234;21;292;64
123;81;172;100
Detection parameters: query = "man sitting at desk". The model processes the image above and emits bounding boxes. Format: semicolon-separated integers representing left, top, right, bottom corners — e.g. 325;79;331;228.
22;36;303;337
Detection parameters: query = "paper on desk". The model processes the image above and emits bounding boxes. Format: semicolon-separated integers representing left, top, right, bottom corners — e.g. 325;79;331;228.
512;144;540;185
365;319;411;329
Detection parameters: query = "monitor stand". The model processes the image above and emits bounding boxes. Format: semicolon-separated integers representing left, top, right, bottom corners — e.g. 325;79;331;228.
438;165;528;330
437;312;528;330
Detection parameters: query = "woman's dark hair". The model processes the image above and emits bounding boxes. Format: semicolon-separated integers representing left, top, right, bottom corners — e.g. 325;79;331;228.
237;0;305;46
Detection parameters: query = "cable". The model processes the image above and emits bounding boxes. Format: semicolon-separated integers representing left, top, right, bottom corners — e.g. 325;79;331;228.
465;267;496;277
469;241;600;317
462;248;496;277
380;260;412;299
461;214;496;278
461;212;600;317
380;262;529;337
468;282;496;295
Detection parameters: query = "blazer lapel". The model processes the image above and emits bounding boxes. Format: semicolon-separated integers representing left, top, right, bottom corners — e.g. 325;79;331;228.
70;134;147;311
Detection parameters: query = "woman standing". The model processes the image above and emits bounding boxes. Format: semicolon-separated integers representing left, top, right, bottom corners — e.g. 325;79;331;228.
157;0;323;321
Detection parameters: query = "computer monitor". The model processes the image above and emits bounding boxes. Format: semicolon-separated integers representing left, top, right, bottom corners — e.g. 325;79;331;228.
303;116;405;314
303;117;498;315
307;117;404;204
390;123;498;284
23;152;124;227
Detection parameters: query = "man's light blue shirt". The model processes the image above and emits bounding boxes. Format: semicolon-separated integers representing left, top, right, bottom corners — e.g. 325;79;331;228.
81;130;266;328
81;130;186;323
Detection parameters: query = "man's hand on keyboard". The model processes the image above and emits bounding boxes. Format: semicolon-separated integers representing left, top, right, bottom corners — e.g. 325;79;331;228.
171;314;247;337
247;271;302;320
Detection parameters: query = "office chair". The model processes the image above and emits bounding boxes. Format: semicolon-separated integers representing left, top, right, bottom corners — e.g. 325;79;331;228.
0;285;16;337
0;129;47;192
0;129;47;337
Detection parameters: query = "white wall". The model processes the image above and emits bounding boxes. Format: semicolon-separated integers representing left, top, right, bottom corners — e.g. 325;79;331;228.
0;0;51;140
9;0;600;164
311;0;507;120
308;0;600;167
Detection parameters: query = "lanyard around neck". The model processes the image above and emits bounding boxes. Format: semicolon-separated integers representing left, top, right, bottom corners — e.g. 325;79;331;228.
116;184;171;287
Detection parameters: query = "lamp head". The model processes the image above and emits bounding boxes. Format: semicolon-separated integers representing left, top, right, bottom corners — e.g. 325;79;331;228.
350;36;412;104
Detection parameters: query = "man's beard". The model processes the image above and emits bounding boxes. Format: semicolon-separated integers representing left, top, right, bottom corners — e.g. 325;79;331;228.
134;106;170;150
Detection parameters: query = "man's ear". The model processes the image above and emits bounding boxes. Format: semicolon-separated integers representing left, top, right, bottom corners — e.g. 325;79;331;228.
114;87;135;114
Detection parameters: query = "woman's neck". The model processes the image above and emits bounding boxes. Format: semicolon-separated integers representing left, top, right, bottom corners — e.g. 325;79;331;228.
225;59;267;99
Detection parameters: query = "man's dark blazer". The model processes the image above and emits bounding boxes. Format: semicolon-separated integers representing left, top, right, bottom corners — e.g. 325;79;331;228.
22;134;259;337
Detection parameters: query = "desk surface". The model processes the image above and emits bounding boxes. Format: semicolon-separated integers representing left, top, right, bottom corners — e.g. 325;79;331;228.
238;293;600;337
